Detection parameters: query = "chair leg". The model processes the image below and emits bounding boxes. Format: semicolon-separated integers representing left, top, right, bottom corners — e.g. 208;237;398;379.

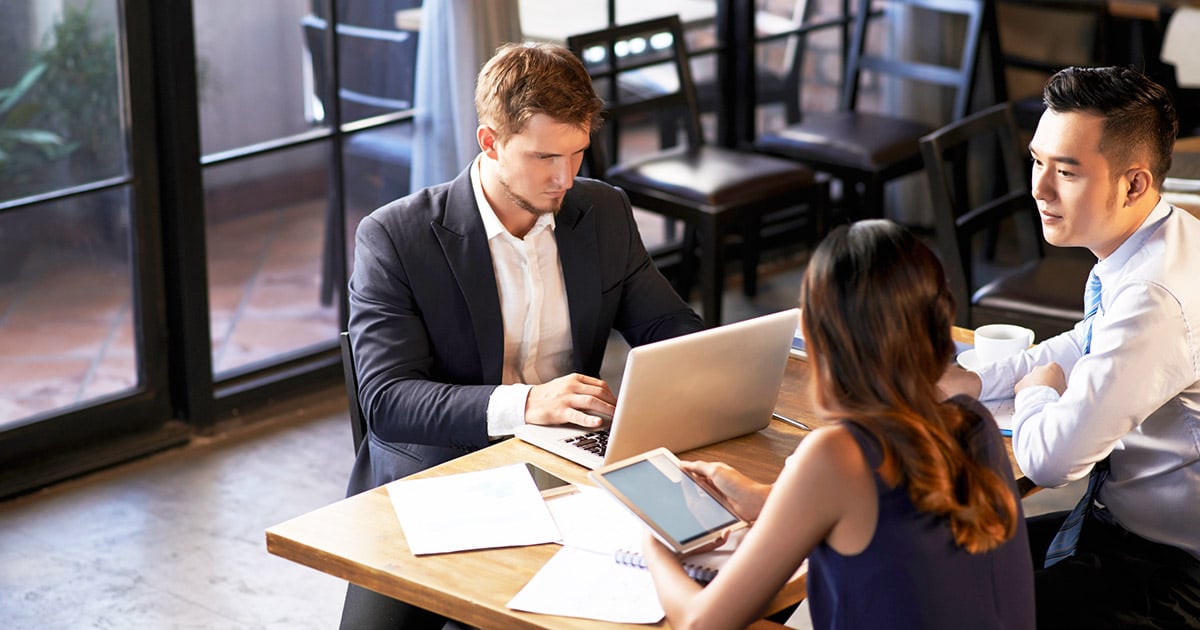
861;178;885;222
697;219;723;328
837;178;861;226
983;225;1000;261
320;202;339;306
741;214;762;298
674;225;699;300
808;180;831;246
664;218;679;241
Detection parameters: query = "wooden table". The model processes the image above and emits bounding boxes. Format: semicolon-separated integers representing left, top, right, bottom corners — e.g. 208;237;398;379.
266;329;1026;628
265;386;810;629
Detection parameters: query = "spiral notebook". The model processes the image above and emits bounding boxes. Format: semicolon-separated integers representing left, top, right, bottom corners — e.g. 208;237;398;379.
508;488;806;623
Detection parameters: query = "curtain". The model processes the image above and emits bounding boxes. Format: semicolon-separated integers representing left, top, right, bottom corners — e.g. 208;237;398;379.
410;0;523;190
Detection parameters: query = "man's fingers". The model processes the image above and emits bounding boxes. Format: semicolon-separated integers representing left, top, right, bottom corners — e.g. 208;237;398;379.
571;392;615;418
567;376;616;405
571;409;607;428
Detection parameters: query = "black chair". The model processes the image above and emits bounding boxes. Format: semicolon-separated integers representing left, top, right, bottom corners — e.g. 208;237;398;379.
567;15;829;327
920;102;1091;340
690;0;839;127
754;0;999;224
995;0;1108;134
339;331;367;453
301;14;417;305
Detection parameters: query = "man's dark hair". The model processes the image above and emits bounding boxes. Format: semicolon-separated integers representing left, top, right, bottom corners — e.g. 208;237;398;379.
1043;66;1178;184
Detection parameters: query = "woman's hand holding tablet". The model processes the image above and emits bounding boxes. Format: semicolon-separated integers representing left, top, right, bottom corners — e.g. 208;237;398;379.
588;447;748;555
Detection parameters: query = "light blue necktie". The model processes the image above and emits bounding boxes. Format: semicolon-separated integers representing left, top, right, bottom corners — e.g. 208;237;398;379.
1081;269;1102;354
1044;268;1105;568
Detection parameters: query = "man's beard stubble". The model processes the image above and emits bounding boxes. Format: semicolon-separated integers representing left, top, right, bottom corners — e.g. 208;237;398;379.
499;175;562;216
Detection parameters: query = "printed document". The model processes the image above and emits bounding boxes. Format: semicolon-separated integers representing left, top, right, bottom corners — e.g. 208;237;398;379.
387;463;561;555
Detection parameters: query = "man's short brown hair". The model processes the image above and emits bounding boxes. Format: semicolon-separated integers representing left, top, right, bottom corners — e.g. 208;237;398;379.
474;42;603;143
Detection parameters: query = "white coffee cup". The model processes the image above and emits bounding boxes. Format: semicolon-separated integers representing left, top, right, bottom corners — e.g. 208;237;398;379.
973;324;1035;364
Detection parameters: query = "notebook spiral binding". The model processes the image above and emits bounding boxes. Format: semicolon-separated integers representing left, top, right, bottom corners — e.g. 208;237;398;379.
613;549;718;584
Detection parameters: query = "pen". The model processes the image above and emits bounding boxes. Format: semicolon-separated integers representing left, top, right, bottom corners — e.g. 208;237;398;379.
771;412;811;432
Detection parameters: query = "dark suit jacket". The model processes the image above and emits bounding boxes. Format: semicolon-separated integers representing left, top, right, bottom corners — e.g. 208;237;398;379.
345;166;702;495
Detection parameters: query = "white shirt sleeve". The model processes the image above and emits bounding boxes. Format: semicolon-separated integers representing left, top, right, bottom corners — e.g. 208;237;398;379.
486;383;532;438
1008;281;1194;488
975;319;1089;401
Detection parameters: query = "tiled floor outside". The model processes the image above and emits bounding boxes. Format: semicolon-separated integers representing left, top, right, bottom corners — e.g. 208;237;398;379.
0;198;340;427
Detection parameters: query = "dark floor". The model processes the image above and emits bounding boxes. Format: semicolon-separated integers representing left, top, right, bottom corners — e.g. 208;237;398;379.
0;385;355;629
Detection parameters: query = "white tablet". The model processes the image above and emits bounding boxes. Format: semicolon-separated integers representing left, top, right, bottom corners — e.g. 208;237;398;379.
589;447;748;554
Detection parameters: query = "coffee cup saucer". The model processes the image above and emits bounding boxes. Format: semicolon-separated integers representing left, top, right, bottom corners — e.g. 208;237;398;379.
957;348;981;371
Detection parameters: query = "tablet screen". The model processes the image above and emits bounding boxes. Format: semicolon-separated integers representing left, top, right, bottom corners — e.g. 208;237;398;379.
597;452;740;545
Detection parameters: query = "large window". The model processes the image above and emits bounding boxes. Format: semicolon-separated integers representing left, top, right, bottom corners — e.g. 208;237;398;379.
0;0;426;498
1;0;802;498
0;0;136;425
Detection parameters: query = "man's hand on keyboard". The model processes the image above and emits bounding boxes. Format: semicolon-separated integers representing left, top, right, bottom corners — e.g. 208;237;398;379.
525;373;616;428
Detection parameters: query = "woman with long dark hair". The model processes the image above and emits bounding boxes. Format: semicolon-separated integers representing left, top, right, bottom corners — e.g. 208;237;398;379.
641;220;1034;629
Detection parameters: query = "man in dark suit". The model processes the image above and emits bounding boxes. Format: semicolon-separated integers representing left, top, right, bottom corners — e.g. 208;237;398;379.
339;42;703;629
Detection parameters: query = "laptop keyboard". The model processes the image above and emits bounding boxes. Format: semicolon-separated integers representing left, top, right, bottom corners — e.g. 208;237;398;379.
564;430;609;456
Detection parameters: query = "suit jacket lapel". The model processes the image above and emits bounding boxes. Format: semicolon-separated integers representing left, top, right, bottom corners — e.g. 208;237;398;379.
432;167;504;382
556;194;601;373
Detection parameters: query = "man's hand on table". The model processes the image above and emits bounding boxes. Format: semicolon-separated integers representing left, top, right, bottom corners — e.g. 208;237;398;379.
1015;362;1066;396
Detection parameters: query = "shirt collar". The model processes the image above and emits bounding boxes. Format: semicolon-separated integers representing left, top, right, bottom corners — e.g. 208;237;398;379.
1095;197;1171;278
470;153;556;241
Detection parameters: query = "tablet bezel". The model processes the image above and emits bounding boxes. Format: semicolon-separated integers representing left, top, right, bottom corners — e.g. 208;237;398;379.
588;447;748;554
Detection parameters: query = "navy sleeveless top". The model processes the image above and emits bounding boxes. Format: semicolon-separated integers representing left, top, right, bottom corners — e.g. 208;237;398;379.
806;396;1035;629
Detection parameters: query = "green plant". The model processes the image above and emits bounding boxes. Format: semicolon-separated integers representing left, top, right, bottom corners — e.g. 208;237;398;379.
30;2;123;182
0;63;75;190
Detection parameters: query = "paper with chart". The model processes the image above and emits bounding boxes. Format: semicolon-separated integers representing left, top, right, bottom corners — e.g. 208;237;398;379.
386;462;561;555
984;397;1015;436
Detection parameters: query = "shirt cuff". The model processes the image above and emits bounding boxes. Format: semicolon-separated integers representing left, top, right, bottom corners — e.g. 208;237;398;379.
976;356;1020;401
487;383;532;438
1012;385;1060;434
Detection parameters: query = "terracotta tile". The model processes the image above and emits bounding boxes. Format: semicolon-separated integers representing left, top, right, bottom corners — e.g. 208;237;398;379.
262;236;325;266
207;209;278;236
81;352;139;400
5;290;129;326
0;357;92;424
215;317;338;372
260;247;322;275
207;283;249;318
207;255;261;287
205;221;272;259
35;257;129;286
108;313;137;349
242;275;327;318
0;320;117;358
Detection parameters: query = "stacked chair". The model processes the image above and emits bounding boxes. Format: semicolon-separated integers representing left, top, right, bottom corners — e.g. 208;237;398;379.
754;0;1000;223
567;16;829;326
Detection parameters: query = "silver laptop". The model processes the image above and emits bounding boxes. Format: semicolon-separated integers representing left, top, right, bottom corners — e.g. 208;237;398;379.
515;308;798;469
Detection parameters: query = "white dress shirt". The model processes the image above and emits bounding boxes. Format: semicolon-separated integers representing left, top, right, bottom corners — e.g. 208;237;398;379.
976;199;1200;558
471;155;575;438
